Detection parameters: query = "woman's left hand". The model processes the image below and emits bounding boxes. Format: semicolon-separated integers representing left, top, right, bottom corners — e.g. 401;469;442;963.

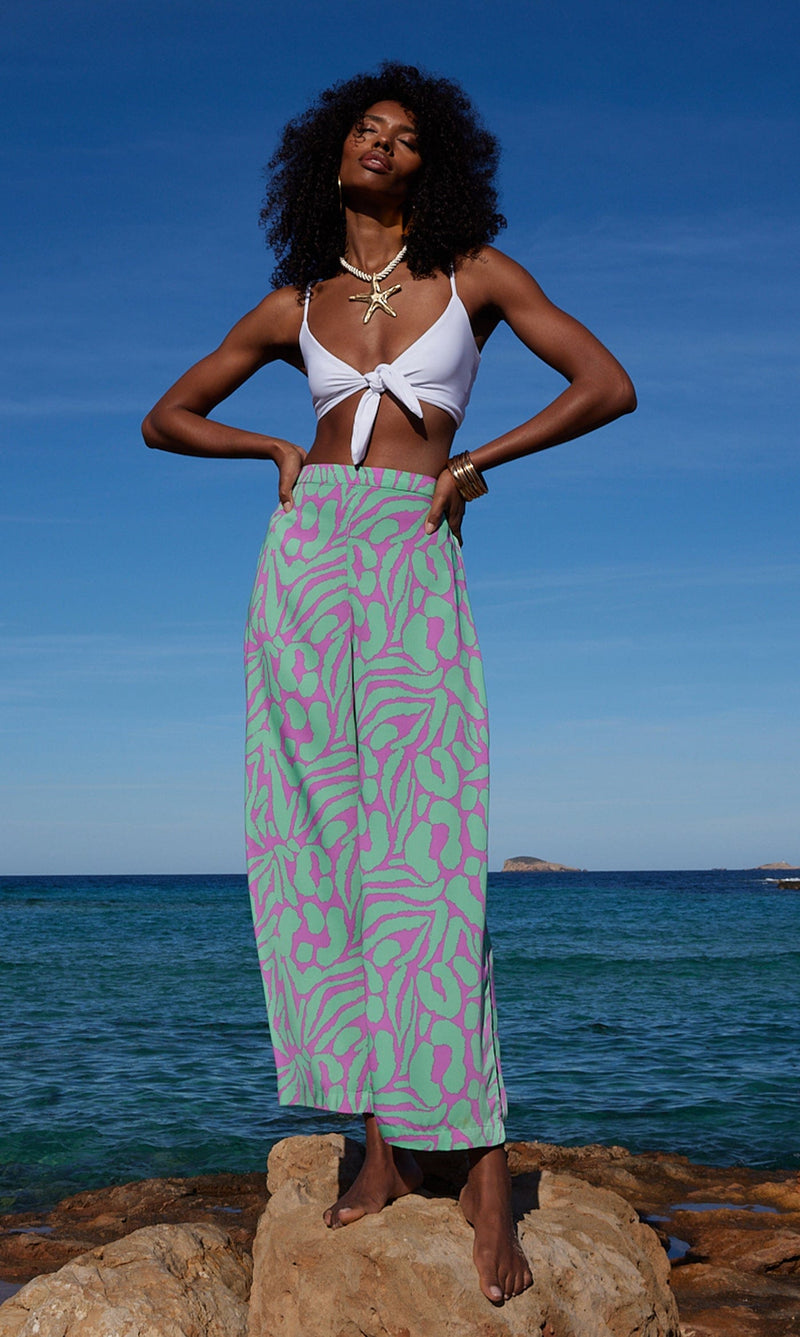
424;467;466;545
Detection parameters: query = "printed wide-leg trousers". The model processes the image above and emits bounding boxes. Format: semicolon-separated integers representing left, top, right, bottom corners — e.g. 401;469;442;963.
244;464;506;1150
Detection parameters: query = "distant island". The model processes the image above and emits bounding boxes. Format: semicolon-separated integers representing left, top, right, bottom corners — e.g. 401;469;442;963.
499;858;799;873
502;855;584;873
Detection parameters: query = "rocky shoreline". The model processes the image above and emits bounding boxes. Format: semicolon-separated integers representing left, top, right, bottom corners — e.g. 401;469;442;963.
1;1139;798;1335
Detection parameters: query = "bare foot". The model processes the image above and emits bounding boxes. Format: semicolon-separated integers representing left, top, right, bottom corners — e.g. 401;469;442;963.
323;1114;423;1228
459;1145;533;1305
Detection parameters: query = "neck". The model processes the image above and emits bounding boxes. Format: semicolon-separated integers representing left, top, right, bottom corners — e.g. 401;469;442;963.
343;208;405;275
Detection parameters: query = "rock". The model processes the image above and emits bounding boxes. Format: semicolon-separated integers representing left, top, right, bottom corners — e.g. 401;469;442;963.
748;1178;800;1212
247;1133;680;1337
504;1141;800;1335
265;1131;365;1202
676;1214;800;1275
3;1142;799;1337
0;1172;266;1286
502;856;582;872
0;1222;251;1337
672;1263;800;1337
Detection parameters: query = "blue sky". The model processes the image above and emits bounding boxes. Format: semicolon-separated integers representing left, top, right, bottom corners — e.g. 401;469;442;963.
2;0;798;872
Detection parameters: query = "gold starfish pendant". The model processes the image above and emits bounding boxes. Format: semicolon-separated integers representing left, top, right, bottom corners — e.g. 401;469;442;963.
349;275;402;324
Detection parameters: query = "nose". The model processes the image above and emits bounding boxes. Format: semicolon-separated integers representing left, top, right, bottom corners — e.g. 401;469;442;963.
371;128;392;152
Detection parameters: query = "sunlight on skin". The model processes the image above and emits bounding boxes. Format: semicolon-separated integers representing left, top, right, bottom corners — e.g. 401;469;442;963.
323;1116;532;1305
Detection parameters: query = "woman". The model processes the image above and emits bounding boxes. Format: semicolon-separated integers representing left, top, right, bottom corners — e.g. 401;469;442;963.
142;63;635;1306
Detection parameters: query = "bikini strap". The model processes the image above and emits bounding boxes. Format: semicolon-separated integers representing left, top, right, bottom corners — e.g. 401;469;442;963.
449;268;458;296
302;284;312;323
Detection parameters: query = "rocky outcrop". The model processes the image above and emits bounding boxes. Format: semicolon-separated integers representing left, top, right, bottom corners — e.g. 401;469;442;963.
502;855;582;872
0;1172;266;1286
0;1222;251;1337
248;1133;680;1337
3;1141;799;1336
507;1142;800;1337
754;862;799;870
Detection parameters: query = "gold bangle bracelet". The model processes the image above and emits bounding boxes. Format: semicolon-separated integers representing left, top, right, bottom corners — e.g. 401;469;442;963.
447;452;489;501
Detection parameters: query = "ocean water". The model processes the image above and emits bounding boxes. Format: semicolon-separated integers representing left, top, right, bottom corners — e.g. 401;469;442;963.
1;871;798;1213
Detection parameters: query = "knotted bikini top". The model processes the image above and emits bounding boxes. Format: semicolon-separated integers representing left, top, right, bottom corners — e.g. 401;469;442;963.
300;271;480;466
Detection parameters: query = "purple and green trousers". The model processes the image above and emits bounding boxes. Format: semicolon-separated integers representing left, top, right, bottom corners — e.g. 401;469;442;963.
244;464;506;1150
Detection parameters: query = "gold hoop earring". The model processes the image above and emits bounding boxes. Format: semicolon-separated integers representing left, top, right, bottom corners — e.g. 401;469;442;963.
337;175;344;215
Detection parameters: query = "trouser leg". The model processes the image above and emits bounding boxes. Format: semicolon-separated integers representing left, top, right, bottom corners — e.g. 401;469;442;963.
244;481;372;1112
348;480;507;1150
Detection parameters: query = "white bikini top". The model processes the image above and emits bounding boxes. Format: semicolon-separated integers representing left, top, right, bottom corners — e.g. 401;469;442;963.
299;271;481;465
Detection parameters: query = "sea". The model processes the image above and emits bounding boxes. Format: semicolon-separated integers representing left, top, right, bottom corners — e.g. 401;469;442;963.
1;870;798;1215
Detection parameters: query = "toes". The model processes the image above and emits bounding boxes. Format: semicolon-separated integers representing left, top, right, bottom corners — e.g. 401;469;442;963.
333;1202;367;1226
483;1280;504;1305
475;1258;505;1305
511;1266;532;1296
322;1195;368;1228
482;1257;531;1303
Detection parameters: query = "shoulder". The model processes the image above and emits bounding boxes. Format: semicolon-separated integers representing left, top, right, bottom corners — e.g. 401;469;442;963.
223;283;305;356
453;249;550;343
248;283;305;331
455;247;545;304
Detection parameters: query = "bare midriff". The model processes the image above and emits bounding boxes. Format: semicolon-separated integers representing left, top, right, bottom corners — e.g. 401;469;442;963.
304;393;458;478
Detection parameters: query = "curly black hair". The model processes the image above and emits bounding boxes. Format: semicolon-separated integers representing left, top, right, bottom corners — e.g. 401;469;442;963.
260;62;505;290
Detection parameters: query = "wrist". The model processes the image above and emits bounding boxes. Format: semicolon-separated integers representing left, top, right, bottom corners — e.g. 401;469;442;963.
264;438;290;463
447;451;489;502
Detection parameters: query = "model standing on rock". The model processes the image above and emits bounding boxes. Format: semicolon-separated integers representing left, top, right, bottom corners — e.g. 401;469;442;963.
142;62;636;1305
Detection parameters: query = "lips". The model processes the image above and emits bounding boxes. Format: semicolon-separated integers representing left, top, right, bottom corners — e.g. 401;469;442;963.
359;151;391;173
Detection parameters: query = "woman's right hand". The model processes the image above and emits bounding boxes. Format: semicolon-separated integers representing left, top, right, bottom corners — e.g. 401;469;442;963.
272;440;308;511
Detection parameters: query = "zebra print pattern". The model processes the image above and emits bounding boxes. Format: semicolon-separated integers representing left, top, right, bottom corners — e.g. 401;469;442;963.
244;464;506;1150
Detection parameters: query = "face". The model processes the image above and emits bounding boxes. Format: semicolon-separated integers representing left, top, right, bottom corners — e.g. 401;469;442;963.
339;100;421;205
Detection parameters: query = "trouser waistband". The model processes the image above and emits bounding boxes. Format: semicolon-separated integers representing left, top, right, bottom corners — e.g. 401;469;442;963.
297;464;437;498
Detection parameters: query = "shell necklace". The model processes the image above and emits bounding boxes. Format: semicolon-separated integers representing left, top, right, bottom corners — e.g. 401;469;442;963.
339;245;407;324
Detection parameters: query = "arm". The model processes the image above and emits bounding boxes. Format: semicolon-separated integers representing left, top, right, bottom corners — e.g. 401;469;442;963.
467;247;636;469
141;285;307;508
426;248;636;536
